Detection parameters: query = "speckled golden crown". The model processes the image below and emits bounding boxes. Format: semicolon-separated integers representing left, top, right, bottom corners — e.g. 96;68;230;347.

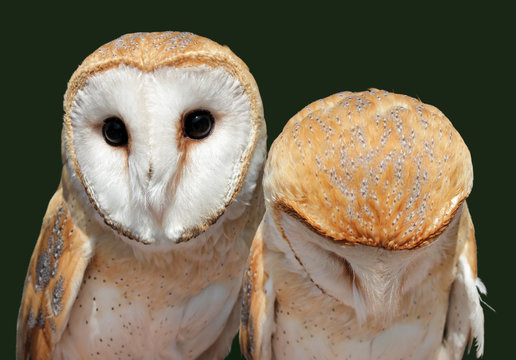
64;32;259;115
266;89;473;250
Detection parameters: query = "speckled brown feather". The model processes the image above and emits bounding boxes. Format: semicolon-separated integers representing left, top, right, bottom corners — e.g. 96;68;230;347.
265;89;473;250
17;187;91;360
63;32;264;244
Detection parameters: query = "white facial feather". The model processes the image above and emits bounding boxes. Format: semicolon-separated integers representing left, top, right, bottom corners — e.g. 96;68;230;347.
68;64;253;247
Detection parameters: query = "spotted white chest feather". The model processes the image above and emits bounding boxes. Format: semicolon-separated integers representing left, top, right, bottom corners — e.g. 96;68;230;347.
54;233;246;360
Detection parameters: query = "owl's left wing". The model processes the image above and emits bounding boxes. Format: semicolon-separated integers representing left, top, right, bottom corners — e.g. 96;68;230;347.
439;203;486;360
17;187;92;360
240;221;276;360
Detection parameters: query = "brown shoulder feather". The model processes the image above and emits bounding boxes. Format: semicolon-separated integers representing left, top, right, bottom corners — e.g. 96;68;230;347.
17;187;91;360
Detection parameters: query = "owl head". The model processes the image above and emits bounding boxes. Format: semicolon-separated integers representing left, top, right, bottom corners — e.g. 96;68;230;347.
263;90;473;318
62;32;266;248
265;89;472;250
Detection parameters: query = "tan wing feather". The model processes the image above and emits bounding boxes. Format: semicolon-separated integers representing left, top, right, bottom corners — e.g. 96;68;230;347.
459;202;478;277
240;222;276;360
17;187;92;360
440;202;485;359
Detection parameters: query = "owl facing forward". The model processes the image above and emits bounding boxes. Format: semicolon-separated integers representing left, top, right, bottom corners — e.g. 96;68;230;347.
240;90;485;360
17;32;267;360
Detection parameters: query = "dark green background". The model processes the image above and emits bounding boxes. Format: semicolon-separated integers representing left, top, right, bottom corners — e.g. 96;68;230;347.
2;2;512;359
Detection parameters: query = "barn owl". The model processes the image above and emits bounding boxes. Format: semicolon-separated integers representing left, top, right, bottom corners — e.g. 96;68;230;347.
17;31;267;360
240;90;485;360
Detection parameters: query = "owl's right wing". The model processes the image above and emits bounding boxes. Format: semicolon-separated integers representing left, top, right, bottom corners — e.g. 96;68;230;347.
439;203;486;360
17;187;93;360
240;221;276;360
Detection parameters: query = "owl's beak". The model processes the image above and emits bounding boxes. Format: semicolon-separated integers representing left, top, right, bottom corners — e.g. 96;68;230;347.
143;160;178;228
147;165;154;182
128;137;181;229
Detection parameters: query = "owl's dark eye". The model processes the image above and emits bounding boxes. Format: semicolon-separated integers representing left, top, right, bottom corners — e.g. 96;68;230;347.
183;110;215;140
102;117;128;147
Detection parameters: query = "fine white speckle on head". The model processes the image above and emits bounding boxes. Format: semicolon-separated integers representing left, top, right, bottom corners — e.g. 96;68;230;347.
266;89;473;249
